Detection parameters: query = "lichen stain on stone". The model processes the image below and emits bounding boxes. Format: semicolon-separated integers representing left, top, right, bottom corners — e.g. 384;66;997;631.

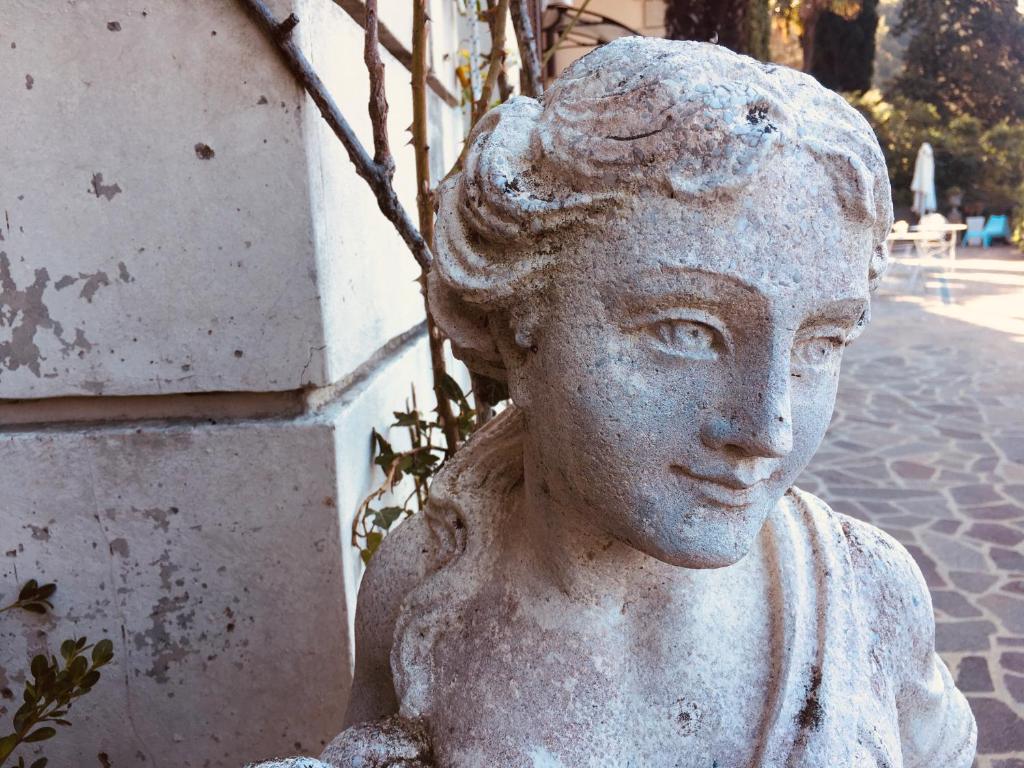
24;524;49;541
117;261;134;283
78;271;110;302
54;269;112;302
796;665;824;733
109;537;130;557
0;251;93;378
90;172;122;201
138;506;179;532
134;551;195;684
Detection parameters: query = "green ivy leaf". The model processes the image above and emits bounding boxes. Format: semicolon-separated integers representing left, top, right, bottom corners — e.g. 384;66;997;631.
439;373;469;407
29;656;47;681
371;507;405;530
392;410;420;427
22;727;55;743
361;531;384;564
34;584;56;601
0;734;19;762
17;581;39;602
92;640;114;666
59;640;76;662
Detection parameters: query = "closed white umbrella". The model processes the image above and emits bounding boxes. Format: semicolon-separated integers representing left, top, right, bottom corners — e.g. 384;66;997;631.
911;142;937;218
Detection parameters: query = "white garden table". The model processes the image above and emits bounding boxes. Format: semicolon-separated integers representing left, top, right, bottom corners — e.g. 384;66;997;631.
886;224;966;292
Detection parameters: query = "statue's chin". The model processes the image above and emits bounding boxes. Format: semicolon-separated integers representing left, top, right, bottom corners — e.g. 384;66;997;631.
644;544;752;570
624;506;772;570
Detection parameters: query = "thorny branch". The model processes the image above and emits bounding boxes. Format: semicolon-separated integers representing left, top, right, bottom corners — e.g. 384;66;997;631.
486;0;513;102
363;0;394;177
473;0;512;124
236;0;432;271
510;0;543;98
239;0;535;551
411;0;463;451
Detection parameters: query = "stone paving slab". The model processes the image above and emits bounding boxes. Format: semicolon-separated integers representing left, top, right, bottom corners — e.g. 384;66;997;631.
798;247;1024;766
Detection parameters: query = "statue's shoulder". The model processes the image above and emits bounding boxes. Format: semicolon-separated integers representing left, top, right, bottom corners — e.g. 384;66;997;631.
788;487;935;668
346;408;526;725
363;405;527;616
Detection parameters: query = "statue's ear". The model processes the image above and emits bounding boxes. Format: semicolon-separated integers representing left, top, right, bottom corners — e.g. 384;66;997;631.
488;306;541;410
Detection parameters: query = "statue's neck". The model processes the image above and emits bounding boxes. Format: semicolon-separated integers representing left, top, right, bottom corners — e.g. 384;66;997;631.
506;450;735;608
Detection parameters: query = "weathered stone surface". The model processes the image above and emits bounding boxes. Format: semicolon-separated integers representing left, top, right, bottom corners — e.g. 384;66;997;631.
933;590;984;619
0;0;453;397
0;334;438;765
254;38;976;768
0;420;347;764
956;656;995;693
950;570;999;594
937;621;998;653
1006;674;1024;705
791;242;1024;763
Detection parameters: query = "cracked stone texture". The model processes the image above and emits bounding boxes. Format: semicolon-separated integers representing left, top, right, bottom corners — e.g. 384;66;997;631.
797;247;1024;765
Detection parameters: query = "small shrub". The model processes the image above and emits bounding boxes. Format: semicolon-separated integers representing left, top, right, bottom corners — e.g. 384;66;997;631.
0;581;114;767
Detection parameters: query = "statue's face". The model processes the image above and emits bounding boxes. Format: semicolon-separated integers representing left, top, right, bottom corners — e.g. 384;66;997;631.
509;182;875;568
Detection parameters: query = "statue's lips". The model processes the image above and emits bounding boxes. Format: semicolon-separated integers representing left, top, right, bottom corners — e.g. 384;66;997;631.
669;465;765;508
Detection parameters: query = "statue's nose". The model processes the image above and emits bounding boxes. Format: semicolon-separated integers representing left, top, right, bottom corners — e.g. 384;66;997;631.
700;360;794;460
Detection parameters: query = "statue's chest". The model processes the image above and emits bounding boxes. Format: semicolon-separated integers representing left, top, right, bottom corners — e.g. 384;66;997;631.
423;588;775;768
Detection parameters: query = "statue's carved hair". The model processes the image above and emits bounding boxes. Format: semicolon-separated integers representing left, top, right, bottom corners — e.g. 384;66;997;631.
430;38;894;382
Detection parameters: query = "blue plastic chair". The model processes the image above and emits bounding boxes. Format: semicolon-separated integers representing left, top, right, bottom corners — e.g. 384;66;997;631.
979;215;1010;248
962;216;986;247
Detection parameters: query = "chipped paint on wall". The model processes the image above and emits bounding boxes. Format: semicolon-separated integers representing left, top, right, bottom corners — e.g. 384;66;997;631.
0;251;95;378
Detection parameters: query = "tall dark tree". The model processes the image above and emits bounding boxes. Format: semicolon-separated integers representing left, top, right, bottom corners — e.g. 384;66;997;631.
893;0;1024;125
808;0;879;92
665;0;770;61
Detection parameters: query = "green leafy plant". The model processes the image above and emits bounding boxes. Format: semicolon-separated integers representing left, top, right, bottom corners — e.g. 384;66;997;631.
848;90;1024;220
352;375;480;563
0;582;114;767
0;582;56;617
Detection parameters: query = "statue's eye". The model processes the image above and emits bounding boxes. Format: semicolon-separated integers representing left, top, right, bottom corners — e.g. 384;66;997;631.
646;319;721;359
792;335;844;370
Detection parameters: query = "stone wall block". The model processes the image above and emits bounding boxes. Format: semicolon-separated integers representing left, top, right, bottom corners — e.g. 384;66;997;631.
297;0;463;385
0;333;435;765
1;0;330;398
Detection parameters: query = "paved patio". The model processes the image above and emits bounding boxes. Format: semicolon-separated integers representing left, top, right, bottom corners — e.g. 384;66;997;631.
797;246;1024;767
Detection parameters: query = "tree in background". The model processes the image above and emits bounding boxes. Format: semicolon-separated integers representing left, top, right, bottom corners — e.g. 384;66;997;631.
807;0;879;91
892;0;1024;125
665;0;770;61
771;0;876;86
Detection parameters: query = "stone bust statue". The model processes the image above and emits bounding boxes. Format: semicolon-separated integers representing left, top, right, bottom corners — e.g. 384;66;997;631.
255;38;976;768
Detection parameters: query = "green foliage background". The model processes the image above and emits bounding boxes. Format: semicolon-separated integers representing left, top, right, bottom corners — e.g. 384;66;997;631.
854;0;1024;242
